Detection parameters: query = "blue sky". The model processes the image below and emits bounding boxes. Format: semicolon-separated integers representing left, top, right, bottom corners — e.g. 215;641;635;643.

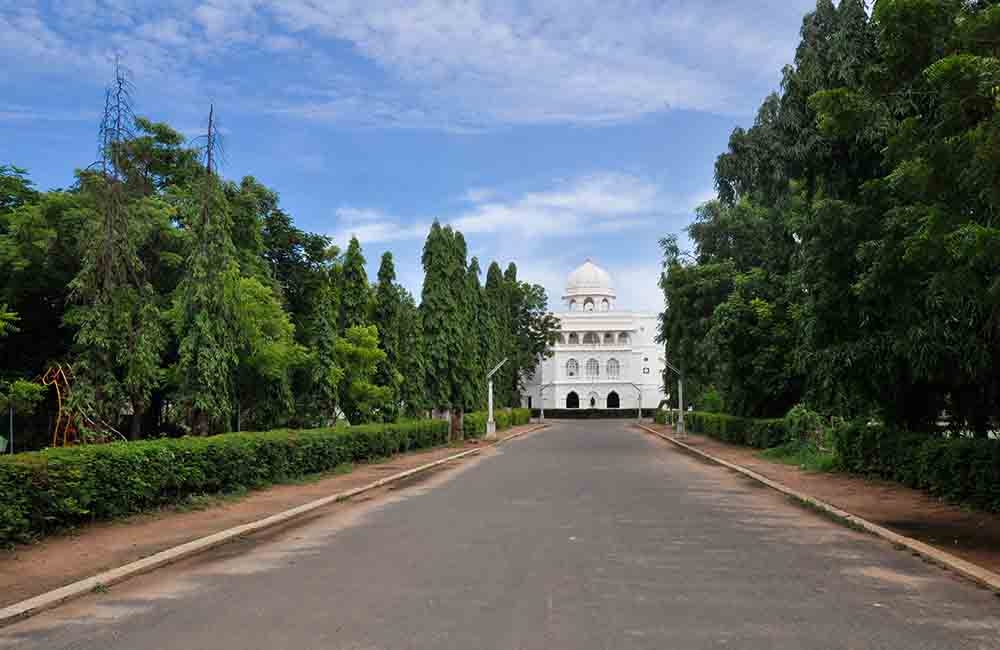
1;1;818;311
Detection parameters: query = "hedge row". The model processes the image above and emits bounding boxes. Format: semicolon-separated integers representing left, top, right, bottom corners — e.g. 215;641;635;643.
834;422;1000;512
657;410;791;449
463;408;532;437
533;408;658;419
0;419;449;545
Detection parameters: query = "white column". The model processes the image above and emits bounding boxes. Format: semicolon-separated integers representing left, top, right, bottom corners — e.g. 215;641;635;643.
486;379;496;438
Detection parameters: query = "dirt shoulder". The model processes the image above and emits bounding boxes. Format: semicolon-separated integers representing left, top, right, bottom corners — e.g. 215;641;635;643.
642;423;1000;576
0;429;534;609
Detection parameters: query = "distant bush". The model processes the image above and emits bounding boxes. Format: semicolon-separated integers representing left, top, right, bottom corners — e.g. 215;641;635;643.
0;419;449;545
833;421;1000;513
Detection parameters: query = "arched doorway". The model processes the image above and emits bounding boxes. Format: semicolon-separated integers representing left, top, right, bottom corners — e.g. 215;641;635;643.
566;391;580;409
607;391;620;409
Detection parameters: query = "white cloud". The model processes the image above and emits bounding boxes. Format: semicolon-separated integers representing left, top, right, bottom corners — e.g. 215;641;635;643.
329;207;429;249
452;173;667;237
332;171;693;248
330;171;685;313
3;0;816;129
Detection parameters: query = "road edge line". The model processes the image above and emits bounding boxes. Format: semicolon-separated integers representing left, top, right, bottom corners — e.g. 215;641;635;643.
0;423;547;627
636;423;1000;594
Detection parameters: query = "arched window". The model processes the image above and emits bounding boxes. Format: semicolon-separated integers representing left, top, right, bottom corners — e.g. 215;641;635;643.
583;298;595;312
606;358;620;378
583;332;599;345
603;332;614;345
569;300;577;311
585;358;600;378
566;359;579;378
600;299;610;312
618;332;630;345
568;332;579;345
607;391;620;408
566;391;580;409
556;333;565;345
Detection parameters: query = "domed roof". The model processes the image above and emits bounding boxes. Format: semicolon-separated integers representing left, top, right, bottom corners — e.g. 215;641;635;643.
565;259;615;297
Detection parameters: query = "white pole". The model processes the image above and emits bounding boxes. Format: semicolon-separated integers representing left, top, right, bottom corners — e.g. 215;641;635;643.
487;379;496;436
677;375;685;435
485;358;508;440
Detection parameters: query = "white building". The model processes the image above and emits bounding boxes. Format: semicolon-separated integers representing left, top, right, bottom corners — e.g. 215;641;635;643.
521;260;667;411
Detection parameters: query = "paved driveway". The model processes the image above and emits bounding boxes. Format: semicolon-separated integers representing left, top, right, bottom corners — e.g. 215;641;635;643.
4;420;999;649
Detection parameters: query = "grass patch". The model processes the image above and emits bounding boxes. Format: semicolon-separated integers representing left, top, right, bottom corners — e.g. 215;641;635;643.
760;441;837;472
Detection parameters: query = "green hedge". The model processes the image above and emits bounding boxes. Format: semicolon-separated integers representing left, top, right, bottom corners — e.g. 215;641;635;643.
0;419;449;545
833;421;1000;512
660;410;791;449
463;408;531;437
532;408;658;419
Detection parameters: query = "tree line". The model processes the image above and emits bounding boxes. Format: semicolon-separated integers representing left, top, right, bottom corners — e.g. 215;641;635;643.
0;66;558;449
659;0;999;436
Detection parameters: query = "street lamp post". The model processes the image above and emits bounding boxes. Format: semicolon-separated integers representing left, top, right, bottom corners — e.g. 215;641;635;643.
485;358;508;439
538;383;554;421
627;383;643;423
660;356;685;435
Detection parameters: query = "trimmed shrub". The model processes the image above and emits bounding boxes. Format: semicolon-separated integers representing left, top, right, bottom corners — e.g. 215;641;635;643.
667;410;792;449
530;408;658;419
462;408;532;437
833;421;1000;512
0;419;449;545
511;408;531;426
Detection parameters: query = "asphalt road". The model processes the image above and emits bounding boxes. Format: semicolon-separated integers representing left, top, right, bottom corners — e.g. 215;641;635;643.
4;420;1000;649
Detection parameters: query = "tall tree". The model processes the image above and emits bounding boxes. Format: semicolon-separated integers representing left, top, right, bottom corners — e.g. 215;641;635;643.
373;251;403;421
67;61;165;438
305;277;343;426
501;262;559;406
396;287;427;416
420;222;470;436
171;106;241;435
339;236;370;332
483;262;510;406
501;263;520;406
464;257;487;410
336;325;390;424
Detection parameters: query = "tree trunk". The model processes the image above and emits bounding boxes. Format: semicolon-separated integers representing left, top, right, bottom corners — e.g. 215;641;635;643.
192;410;211;436
143;390;163;436
130;410;142;440
451;408;464;442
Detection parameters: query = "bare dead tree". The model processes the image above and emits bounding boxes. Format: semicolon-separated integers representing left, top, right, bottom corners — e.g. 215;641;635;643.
92;55;141;293
98;55;137;181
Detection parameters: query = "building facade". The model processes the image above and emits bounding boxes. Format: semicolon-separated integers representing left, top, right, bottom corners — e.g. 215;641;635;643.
521;260;667;411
